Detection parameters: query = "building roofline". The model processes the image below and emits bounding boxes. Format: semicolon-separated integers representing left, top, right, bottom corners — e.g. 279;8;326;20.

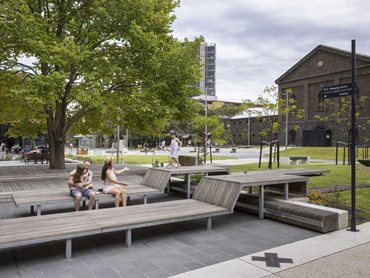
275;45;370;84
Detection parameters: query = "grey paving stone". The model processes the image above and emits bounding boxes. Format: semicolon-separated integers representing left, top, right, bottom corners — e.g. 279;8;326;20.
0;266;20;278
160;250;193;263
39;262;66;277
194;243;224;255
156;259;189;275
187;252;220;266
173;235;199;246
212;252;236;261
64;263;95;278
181;260;205;270
86;263;121;278
131;259;160;273
144;269;171;278
118;268;147;278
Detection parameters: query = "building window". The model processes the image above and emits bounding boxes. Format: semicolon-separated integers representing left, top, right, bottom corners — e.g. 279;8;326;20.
318;92;326;110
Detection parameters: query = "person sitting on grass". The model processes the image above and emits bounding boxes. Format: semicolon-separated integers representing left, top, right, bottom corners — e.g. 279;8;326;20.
68;164;96;211
101;157;129;207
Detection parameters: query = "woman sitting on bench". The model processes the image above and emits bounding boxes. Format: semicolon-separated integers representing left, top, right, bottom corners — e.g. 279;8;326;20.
101;157;129;207
68;164;96;211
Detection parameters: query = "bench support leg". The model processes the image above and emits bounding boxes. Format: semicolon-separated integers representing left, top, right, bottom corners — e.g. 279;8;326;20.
186;174;192;199
36;205;41;216
207;217;212;231
82;200;86;207
126;229;132;247
143;195;148;204
259;185;264;220
248;187;252;194
30;205;34;214
66;239;72;259
95;199;99;210
284;183;289;200
167;181;170;196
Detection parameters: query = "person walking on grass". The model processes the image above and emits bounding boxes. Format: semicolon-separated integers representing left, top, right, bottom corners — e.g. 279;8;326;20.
101;157;129;207
168;130;182;168
68;163;96;211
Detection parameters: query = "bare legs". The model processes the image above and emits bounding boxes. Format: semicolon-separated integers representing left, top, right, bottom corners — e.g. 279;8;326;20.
74;193;82;211
74;192;96;211
109;188;127;207
88;191;96;210
170;157;181;167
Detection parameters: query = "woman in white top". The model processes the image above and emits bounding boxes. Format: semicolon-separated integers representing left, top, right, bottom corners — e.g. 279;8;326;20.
169;130;182;167
101;157;129;207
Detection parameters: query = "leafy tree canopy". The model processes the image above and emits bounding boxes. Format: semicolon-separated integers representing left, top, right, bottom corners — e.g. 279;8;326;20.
0;0;202;168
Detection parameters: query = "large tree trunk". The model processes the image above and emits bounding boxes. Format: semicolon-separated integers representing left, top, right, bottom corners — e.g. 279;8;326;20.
48;134;66;169
47;102;67;169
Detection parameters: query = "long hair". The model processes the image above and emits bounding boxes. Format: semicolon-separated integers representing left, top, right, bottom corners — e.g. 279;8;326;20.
101;162;112;180
73;164;86;184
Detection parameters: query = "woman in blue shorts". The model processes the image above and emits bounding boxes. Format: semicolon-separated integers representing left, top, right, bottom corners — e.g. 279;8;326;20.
68;164;96;211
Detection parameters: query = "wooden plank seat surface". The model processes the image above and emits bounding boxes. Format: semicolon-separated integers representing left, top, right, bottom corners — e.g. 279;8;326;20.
200;174;309;220
11;168;172;215
0;178;242;259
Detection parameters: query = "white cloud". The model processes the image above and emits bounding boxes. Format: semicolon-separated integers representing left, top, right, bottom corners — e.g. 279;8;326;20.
172;0;370;101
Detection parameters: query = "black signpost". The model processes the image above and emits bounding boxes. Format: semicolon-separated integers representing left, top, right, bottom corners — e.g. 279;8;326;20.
319;39;358;232
350;40;357;232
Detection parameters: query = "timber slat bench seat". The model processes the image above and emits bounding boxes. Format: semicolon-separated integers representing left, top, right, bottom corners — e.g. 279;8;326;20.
201;174;309;219
11;169;171;216
155;165;231;199
0;178;242;259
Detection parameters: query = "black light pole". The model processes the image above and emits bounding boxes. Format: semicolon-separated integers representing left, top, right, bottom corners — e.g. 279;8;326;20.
349;39;357;232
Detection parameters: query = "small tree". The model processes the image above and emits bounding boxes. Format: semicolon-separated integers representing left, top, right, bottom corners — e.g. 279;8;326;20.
191;116;225;146
314;94;370;143
209;103;243;145
242;85;304;141
240;128;249;145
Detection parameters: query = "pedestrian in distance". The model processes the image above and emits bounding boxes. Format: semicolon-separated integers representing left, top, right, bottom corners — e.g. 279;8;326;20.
168;131;182;168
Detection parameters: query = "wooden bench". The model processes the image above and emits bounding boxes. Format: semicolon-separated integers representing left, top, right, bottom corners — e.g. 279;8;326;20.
0;178;242;259
23;152;49;164
140;149;155;154
11;168;171;216
200;174;309;219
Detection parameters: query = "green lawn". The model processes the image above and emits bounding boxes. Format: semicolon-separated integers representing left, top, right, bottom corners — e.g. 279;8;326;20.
277;147;366;161
230;162;370;188
66;154;234;165
331;188;370;213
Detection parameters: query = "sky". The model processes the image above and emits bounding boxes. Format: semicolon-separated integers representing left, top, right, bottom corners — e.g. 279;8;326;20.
171;0;370;102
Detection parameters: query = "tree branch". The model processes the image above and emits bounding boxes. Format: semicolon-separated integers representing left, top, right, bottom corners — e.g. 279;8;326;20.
64;107;96;135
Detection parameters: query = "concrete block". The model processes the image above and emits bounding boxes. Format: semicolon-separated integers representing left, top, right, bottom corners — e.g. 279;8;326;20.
236;194;348;233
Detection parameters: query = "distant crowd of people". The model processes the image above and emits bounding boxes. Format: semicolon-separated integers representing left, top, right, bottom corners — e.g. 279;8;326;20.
0;143;49;155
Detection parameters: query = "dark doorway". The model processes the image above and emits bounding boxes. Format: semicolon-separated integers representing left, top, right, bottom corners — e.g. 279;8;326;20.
288;130;296;145
303;130;331;146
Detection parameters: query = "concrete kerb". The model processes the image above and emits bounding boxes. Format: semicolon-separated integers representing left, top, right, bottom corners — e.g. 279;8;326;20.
171;222;370;278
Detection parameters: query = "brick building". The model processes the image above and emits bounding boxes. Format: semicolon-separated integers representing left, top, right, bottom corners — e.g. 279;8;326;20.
275;45;370;146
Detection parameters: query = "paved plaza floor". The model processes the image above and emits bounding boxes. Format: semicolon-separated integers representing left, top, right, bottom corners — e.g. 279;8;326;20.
0;195;318;278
